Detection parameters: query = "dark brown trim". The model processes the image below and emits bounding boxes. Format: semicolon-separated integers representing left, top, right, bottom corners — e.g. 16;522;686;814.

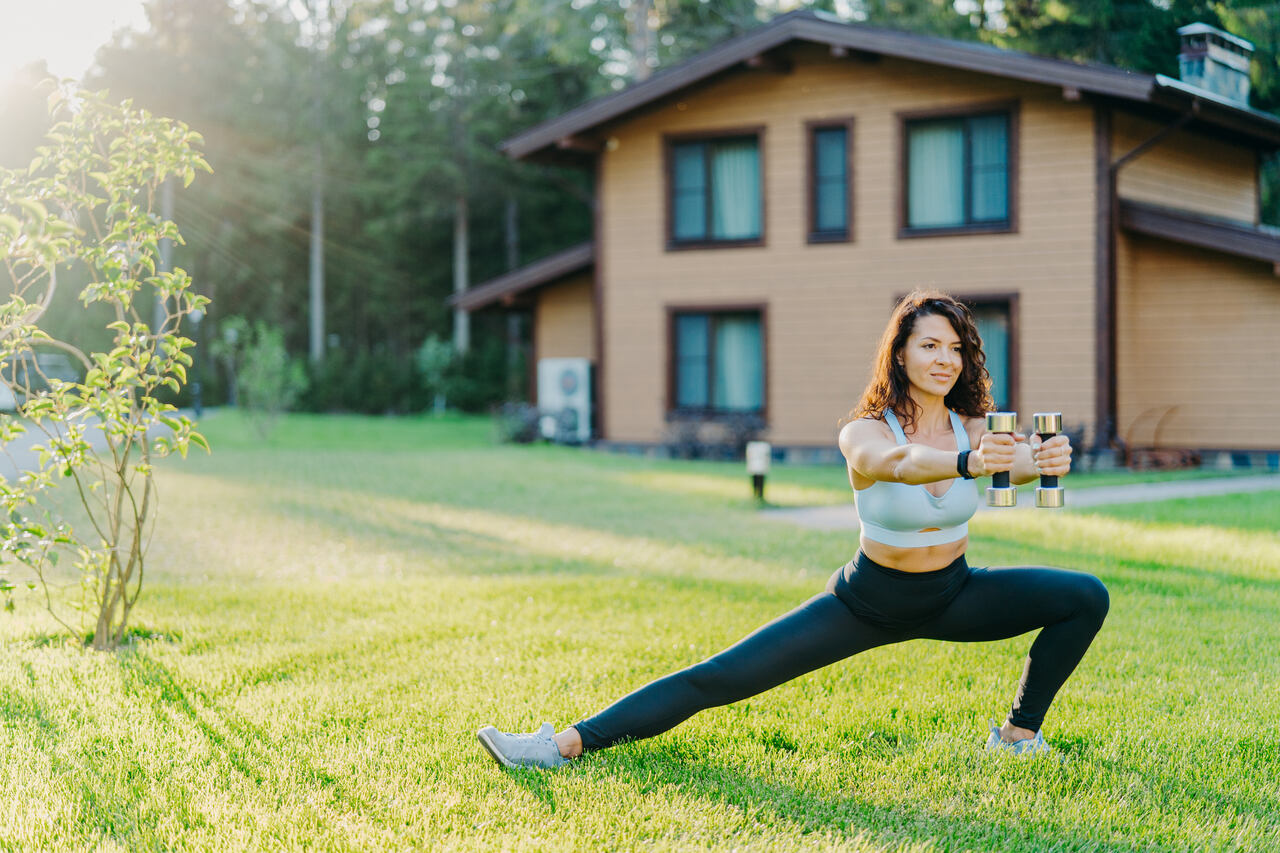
529;303;540;407
592;155;606;440
1257;148;1263;228
449;242;594;311
895;100;1020;239
1118;199;1280;264
663;126;767;251
953;292;1020;415
501;11;1280;163
664;303;769;424
805;117;856;244
1095;104;1116;452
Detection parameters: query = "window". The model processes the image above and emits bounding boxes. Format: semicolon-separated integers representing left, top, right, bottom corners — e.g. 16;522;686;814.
668;133;762;247
902;108;1014;235
807;120;854;242
671;309;765;413
966;298;1017;412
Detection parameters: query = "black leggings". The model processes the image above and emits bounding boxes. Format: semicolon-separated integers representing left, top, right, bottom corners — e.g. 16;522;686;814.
574;552;1109;751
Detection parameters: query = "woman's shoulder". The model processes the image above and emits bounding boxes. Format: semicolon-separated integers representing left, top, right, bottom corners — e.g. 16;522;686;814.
838;415;892;451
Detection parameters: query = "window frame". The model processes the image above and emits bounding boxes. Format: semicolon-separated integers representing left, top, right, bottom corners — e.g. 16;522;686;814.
896;100;1019;239
663;127;767;251
806;117;856;244
665;304;769;419
957;292;1020;415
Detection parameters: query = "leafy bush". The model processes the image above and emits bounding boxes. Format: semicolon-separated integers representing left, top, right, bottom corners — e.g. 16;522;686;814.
212;317;308;436
442;336;508;413
494;401;541;443
301;347;424;415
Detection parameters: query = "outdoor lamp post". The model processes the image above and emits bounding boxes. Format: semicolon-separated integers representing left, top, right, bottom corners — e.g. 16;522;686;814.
746;440;771;502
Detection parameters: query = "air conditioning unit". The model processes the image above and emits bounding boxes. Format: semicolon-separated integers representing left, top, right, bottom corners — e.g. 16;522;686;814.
537;358;592;443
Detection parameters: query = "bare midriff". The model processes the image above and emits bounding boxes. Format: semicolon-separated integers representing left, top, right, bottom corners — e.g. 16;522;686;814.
859;534;967;573
849;461;970;573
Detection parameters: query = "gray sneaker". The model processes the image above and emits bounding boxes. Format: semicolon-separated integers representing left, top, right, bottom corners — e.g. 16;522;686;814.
984;723;1054;756
477;723;568;770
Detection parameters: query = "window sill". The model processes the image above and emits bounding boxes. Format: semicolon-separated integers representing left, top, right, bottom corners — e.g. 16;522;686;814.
667;408;766;421
807;231;851;244
666;237;765;252
898;222;1014;239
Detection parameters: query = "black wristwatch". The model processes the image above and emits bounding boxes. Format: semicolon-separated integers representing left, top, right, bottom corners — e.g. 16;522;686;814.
957;450;976;480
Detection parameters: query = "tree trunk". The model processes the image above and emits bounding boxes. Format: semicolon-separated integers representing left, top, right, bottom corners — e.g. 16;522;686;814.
629;0;654;81
505;197;521;399
309;165;325;363
453;194;469;354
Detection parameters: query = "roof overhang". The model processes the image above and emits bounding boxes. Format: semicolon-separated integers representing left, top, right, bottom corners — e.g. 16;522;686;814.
449;242;595;311
1119;199;1280;267
501;10;1280;163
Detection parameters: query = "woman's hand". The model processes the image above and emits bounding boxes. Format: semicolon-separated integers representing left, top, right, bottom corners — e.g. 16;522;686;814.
1030;433;1072;478
972;431;1023;477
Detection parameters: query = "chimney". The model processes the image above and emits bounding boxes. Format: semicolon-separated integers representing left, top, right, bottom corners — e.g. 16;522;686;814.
1177;23;1254;105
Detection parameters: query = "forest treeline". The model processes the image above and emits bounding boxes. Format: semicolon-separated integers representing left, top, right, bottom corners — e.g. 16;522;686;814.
2;0;1277;412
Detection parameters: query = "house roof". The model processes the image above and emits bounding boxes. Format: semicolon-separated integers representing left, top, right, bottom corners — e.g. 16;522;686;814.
502;10;1280;162
448;241;594;311
1119;200;1280;265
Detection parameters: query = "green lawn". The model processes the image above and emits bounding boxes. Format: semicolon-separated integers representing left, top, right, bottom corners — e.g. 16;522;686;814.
1;412;1276;851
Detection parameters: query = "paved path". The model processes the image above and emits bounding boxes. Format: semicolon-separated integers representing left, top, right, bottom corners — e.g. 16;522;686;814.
0;410;204;482
759;474;1280;531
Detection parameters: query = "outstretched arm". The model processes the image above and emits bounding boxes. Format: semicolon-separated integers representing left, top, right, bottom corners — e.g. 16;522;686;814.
840;418;1016;486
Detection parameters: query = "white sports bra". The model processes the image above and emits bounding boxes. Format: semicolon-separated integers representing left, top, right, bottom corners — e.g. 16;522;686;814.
854;410;979;548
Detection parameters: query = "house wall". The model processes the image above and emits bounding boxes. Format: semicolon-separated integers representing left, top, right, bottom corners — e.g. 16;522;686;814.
1116;233;1280;450
534;272;596;361
597;45;1098;447
1112;113;1258;223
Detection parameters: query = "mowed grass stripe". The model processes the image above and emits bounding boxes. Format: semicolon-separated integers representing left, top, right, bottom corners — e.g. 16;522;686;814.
0;412;1274;851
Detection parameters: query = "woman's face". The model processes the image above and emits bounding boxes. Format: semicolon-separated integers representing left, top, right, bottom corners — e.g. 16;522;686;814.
898;312;963;399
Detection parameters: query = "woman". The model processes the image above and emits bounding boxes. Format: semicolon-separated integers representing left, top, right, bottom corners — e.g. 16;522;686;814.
477;290;1109;769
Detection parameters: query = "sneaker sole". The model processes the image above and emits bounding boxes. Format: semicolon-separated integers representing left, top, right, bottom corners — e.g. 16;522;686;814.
476;726;518;769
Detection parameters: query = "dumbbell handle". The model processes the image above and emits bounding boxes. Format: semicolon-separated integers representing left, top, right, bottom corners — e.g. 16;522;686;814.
1036;432;1058;488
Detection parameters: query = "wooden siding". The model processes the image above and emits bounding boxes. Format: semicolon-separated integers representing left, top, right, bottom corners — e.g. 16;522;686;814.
1116;233;1280;450
1112;113;1257;223
598;45;1098;446
534;272;596;361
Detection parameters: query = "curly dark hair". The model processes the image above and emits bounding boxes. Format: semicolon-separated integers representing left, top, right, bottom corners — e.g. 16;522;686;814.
843;290;994;431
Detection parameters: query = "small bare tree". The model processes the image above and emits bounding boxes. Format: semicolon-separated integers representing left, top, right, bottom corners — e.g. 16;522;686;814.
0;87;210;650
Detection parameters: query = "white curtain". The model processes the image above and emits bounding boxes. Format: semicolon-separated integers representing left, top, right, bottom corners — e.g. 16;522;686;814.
907;121;964;228
710;140;761;240
969;115;1008;223
713;315;763;411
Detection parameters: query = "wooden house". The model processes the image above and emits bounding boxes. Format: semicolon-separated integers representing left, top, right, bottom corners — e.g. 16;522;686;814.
454;13;1280;462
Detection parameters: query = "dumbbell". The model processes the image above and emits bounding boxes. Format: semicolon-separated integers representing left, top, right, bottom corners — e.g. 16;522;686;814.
1033;412;1065;508
985;412;1019;507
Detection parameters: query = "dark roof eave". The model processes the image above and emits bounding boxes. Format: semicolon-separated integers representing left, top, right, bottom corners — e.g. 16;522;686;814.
1120;199;1280;265
450;242;595;311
